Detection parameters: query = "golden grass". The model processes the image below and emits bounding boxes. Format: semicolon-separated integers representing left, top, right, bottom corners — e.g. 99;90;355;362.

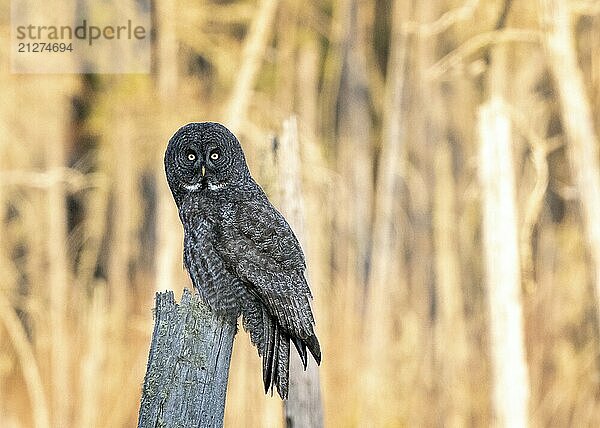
2;0;600;427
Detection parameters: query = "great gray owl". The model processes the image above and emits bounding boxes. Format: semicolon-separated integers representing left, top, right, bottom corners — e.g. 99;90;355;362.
164;122;321;399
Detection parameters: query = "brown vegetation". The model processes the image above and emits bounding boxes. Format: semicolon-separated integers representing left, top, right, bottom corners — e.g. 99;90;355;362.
2;0;600;426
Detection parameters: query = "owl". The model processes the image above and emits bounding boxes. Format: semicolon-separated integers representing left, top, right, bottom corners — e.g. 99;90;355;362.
164;122;321;399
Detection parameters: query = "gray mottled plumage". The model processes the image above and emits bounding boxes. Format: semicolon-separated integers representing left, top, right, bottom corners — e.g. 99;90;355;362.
164;122;321;399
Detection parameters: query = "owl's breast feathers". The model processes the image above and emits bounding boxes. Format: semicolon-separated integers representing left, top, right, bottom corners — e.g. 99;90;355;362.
181;193;246;318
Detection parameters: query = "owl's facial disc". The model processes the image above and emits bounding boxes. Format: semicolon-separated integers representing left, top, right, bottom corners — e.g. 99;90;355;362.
166;122;251;199
179;144;226;192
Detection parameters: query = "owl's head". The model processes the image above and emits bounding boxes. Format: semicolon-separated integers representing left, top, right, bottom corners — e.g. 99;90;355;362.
164;122;250;200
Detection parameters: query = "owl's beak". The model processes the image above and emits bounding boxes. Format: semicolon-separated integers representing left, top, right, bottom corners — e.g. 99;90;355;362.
201;165;206;177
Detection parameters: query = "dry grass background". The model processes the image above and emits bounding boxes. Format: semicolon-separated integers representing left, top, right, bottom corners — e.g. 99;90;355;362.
1;0;600;426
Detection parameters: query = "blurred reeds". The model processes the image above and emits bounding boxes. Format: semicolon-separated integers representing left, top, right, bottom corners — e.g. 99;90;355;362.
2;0;600;426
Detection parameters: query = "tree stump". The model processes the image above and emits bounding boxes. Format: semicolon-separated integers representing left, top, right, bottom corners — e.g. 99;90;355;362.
137;289;236;428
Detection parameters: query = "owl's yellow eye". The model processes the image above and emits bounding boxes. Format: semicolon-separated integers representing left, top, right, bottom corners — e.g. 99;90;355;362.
210;152;220;161
187;153;196;161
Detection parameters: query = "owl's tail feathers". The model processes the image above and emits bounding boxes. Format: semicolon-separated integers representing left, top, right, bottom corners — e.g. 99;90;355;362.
291;337;307;368
291;333;321;369
262;316;290;399
244;301;321;399
241;300;291;398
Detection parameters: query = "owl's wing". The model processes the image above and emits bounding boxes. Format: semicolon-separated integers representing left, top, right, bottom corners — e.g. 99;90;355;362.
217;197;320;363
233;197;306;271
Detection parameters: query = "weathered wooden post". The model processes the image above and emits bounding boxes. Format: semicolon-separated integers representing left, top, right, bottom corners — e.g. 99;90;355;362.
137;289;236;428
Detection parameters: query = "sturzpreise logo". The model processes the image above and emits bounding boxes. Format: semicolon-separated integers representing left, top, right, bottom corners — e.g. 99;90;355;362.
11;0;151;73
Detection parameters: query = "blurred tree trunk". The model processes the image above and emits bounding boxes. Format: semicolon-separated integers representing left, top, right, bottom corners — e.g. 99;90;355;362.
44;79;73;428
154;0;181;294
410;1;436;325
34;76;76;428
275;0;298;116
275;117;324;428
296;37;320;142
225;0;279;133
407;3;439;423
479;45;530;428
361;0;408;424
294;34;332;428
539;0;600;332
335;0;373;295
433;141;469;427
331;0;373;421
426;5;469;427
